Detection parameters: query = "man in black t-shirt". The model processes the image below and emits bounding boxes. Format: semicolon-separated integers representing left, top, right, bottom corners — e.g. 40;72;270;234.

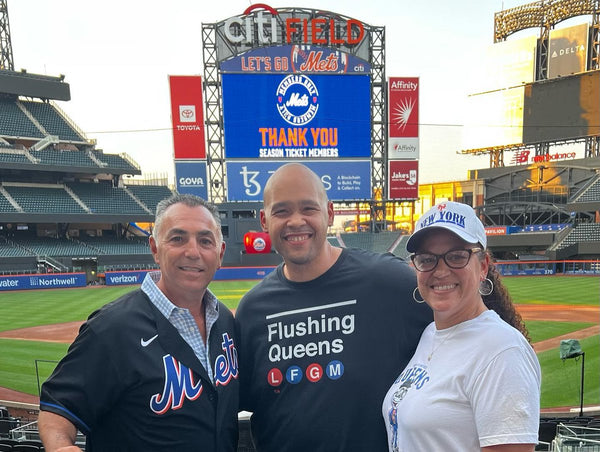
235;163;431;452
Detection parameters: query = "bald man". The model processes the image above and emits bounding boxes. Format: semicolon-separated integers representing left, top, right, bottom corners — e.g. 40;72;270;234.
235;163;432;452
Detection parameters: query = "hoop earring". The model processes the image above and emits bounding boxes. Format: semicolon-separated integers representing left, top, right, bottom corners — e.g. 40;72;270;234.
413;287;426;304
479;278;493;296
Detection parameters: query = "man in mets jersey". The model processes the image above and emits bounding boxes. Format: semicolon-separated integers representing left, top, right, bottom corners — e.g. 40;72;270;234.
38;194;239;452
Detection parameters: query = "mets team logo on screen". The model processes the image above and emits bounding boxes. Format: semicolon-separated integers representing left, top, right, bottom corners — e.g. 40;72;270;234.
276;74;319;125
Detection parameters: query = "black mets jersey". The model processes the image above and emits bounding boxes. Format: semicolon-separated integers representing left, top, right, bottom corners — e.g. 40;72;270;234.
40;289;239;452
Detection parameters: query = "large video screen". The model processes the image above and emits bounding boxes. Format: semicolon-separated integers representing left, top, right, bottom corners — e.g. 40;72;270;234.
523;71;600;143
471;35;536;94
222;73;371;159
463;86;525;150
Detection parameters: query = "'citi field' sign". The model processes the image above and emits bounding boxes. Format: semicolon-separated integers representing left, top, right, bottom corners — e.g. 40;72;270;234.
221;4;366;48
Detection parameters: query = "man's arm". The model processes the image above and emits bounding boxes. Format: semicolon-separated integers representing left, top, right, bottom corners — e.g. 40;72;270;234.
38;410;82;452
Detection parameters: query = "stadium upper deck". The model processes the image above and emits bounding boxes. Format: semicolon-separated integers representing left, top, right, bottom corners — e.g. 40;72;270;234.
0;68;176;278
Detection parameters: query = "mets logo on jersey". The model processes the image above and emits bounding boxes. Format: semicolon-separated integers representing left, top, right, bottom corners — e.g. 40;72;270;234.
276;74;319;126
214;332;239;386
149;333;238;414
150;355;203;415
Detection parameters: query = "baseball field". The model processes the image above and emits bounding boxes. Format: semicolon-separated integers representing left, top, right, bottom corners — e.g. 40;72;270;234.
0;275;598;411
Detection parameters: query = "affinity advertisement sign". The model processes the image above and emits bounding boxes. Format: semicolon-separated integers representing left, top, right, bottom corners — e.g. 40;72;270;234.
220;45;371;74
169;75;206;159
0;273;86;291
175;160;208;199
226;160;371;201
388;160;418;200
388;77;419;159
222;73;371;159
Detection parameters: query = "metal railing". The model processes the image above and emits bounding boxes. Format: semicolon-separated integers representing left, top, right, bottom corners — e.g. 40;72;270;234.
552;424;600;451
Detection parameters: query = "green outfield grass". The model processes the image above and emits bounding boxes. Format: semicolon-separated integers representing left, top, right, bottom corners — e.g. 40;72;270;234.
0;282;258;332
538;335;600;409
502;275;599;306
0;276;598;410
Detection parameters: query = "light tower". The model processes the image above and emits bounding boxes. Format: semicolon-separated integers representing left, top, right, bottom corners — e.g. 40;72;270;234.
0;0;14;71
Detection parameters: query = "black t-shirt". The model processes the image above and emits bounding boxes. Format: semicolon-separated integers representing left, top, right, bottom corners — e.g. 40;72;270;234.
235;248;432;452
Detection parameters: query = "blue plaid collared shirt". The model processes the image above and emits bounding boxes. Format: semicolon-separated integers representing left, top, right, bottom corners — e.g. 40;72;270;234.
141;271;219;383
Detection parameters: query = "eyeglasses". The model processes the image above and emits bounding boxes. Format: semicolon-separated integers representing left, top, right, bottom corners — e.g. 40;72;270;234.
411;248;483;272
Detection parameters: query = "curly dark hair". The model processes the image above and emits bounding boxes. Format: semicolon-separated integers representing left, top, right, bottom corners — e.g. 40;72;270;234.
480;251;531;343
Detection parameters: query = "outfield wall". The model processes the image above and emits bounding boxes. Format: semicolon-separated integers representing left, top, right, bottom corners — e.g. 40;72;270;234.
0;267;277;291
0;273;87;291
496;260;600;276
1;261;598;291
104;267;277;286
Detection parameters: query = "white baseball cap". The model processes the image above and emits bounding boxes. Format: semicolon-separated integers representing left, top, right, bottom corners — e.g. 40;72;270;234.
406;201;487;253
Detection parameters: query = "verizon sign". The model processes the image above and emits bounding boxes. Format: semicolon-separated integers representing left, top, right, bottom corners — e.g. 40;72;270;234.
388;77;419;159
388;160;418;200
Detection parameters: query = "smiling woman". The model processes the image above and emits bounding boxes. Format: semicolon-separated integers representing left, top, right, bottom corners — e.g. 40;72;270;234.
383;201;541;452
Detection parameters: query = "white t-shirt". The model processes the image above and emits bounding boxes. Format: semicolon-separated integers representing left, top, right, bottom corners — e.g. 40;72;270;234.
382;310;541;452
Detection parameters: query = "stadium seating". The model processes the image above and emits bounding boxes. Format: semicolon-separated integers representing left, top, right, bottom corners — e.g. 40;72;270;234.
1;235;154;259
66;181;149;214
0;416;20;438
571;176;600;203
0;148;33;164
557;223;600;249
90;150;139;172
12;237;97;257
0;439;18;448
29;148;97;168
0;99;44;139
3;185;86;214
338;231;406;255
537;419;558;450
0;192;18;213
12;444;43;452
20;100;85;142
0;237;34;257
126;184;174;213
80;236;150;255
100;262;158;272
326;236;341;247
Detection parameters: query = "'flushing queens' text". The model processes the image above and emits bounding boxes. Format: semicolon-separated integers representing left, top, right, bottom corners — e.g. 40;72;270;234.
267;313;354;362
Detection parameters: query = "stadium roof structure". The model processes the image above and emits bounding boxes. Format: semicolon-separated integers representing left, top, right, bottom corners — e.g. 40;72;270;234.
0;69;71;101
